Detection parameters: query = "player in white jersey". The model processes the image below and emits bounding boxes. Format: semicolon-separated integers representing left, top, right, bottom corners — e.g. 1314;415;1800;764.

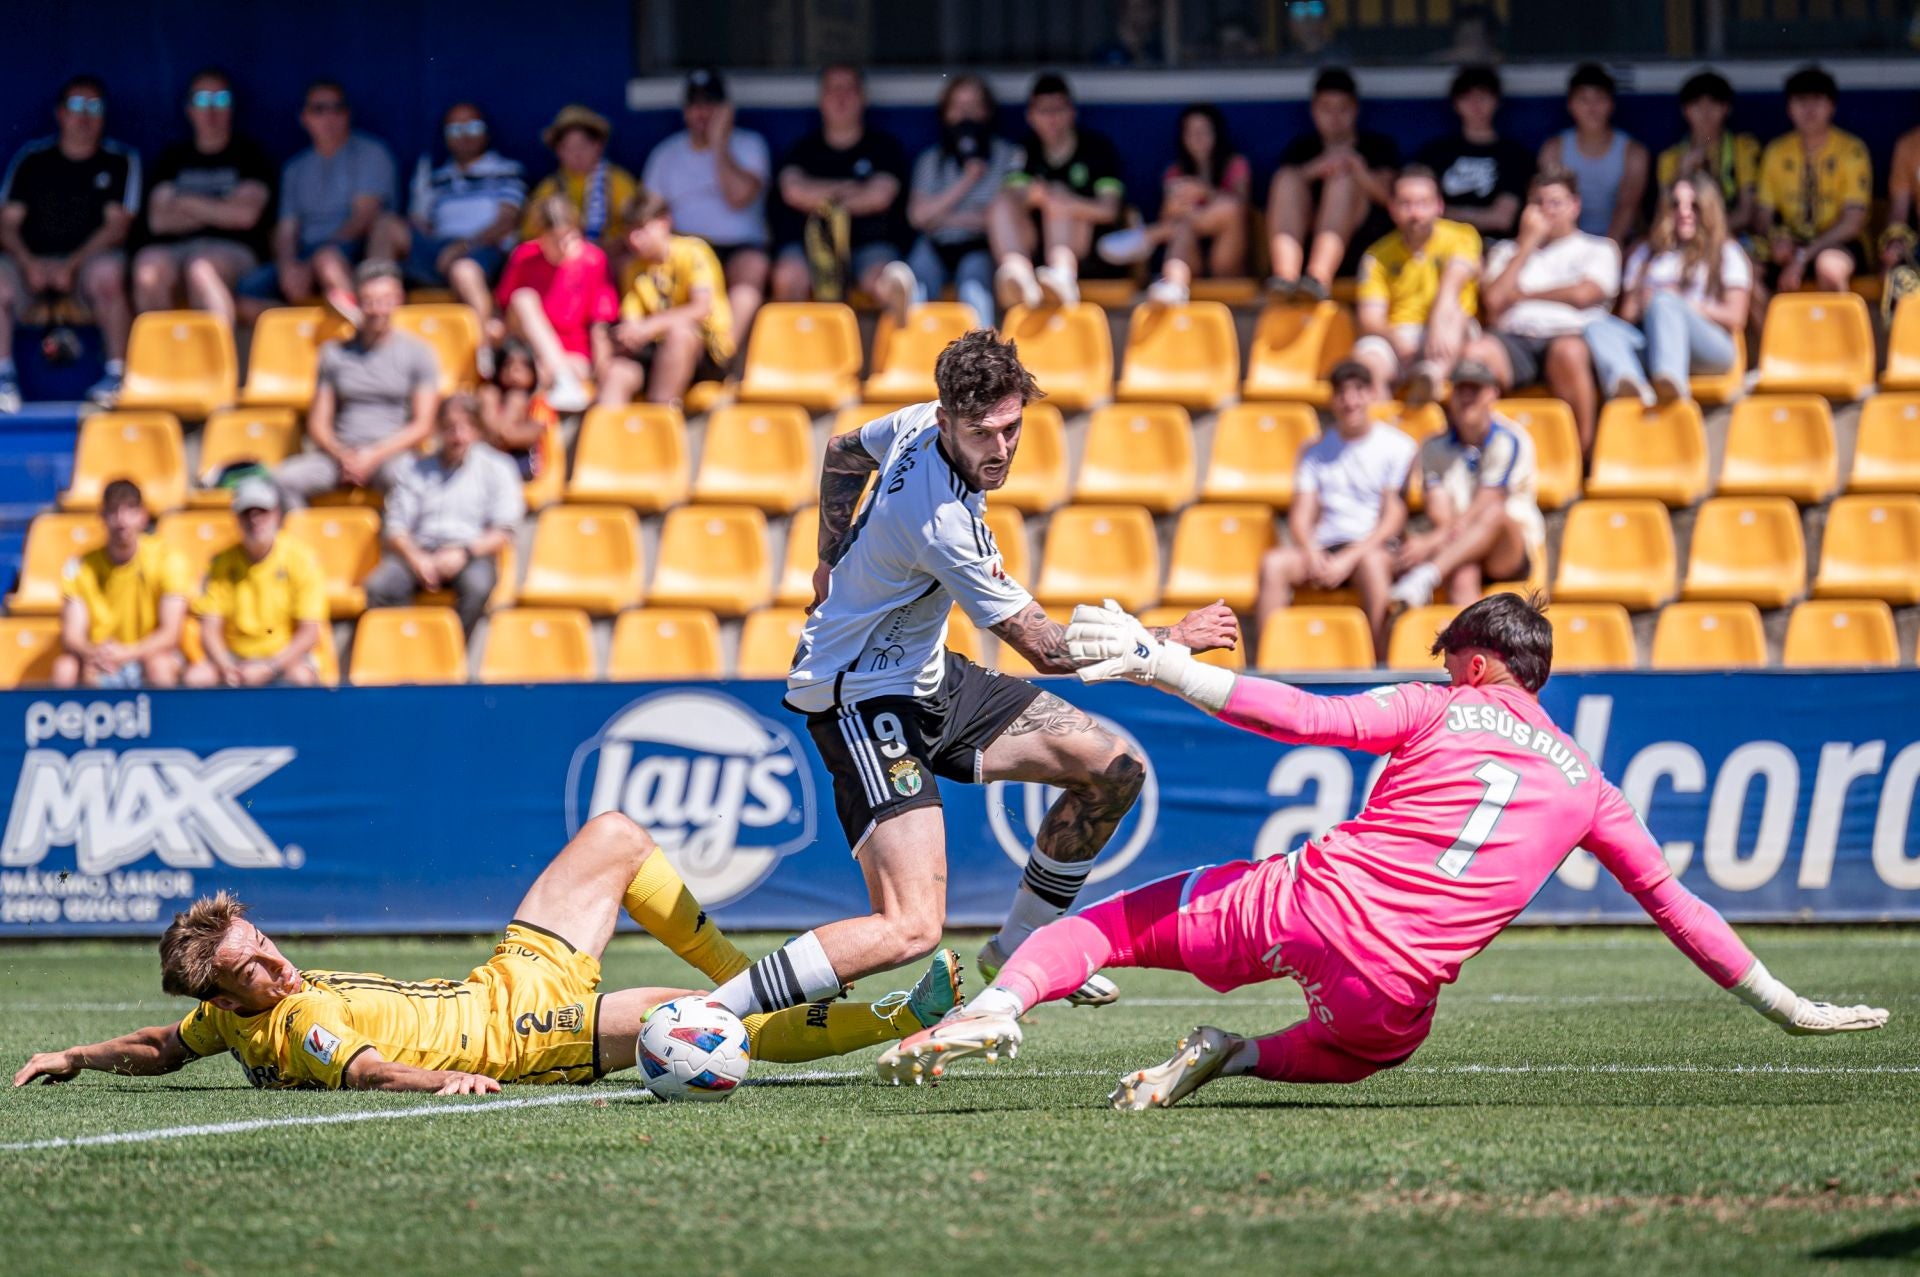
705;330;1237;1022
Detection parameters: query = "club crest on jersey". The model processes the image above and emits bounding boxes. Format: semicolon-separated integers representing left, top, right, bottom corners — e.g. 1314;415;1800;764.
889;759;924;797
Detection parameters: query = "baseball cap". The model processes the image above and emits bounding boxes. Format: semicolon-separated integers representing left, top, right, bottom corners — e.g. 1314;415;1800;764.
684;67;727;105
231;476;282;513
1450;358;1499;387
542;104;611;149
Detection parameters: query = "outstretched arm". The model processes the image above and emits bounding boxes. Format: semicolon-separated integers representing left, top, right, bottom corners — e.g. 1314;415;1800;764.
995;599;1238;677
343;1047;501;1095
13;1024;196;1085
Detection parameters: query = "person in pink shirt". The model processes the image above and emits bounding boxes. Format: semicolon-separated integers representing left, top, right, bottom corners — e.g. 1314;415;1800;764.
484;194;617;412
879;593;1888;1106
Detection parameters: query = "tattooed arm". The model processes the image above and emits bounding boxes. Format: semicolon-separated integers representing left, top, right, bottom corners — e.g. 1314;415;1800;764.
991;602;1077;675
808;429;882;610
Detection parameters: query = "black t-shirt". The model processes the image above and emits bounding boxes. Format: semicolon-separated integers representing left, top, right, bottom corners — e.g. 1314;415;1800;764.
146;135;277;251
1007;128;1127;219
774;126;909;250
1;138;140;256
1416;134;1534;226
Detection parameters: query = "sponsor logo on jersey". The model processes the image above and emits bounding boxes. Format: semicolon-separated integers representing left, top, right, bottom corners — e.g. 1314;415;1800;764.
986;713;1157;884
303;1024;342;1064
889;759;924;797
567;691;816;907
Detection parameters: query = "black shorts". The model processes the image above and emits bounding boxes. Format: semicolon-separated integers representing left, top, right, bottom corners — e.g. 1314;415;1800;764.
633;339;729;384
1493;331;1555;386
801;651;1043;853
1761;239;1868;289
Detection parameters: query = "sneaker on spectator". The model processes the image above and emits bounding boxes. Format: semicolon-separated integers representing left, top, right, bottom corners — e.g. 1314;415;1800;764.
1294;277;1330;304
1035;264;1079;308
547;374;592;414
1264;275;1300;300
1403;360;1442;406
1146;276;1189;307
996;258;1042;312
84;367;122;407
1651;372;1685;405
1389;562;1441;609
877;260;916;327
1096;227;1153;266
0;367;19;414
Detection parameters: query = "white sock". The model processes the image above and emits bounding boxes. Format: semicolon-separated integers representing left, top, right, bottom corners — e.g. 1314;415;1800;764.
992;885;1065;957
709;930;842;1018
966;985;1026;1019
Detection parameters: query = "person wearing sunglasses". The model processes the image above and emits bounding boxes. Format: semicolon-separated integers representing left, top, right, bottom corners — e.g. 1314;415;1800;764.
133;69;274;331
0;74;140;411
368;103;523;317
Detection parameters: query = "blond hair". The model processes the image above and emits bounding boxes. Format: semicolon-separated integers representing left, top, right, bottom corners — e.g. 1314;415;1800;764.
158;891;248;1000
1648;173;1732;300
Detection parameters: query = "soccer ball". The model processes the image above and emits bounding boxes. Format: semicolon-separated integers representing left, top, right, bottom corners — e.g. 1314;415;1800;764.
638;995;750;1101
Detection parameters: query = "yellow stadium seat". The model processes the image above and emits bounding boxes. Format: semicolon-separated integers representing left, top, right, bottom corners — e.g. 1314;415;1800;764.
1370;400;1444;445
309;486;384;511
1202;403;1319;509
994;604;1073;676
994;403;1069;514
0;616;62;688
1495;398;1580;509
1552;499;1677;611
609;607;725;680
1074;404;1196;512
1753;293;1875;399
1243;300;1352;405
1163;503;1273;613
348;607;467;685
943;604;983;664
738;302;861;410
736;607;808;678
1690;330;1746;407
392;303;481;394
1584;398;1708;507
567;404;689;512
154;510;239;587
1718;395;1836;504
683;380;730;414
1782;599;1898;668
650;505;772;616
1811;494;1920;605
192;408;301;507
1387;604;1461;670
516;505;645;615
1849;394;1920;494
865;303;978;402
983;505;1030;584
775;506;819;607
999;304;1113;412
59;411;188;514
282;506;382;618
1115;301;1240;410
5;513;106;614
1255;605;1374;671
1887;295;1920;390
694;404;815;513
1033;504;1159;611
1548;602;1635;670
310;619;340;686
479;607;594;683
240;307;353;408
117;311;237;419
1681;496;1806;609
1650;601;1767;669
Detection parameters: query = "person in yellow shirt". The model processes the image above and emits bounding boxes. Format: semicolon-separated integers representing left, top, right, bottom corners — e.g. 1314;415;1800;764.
521;105;638;268
1655;71;1761;238
184;477;326;687
1352;165;1482;402
52;478;191;688
598;187;733;407
12;812;962;1093
1756;65;1871;294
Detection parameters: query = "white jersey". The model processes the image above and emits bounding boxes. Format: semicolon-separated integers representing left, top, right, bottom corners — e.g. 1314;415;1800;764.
785;403;1032;712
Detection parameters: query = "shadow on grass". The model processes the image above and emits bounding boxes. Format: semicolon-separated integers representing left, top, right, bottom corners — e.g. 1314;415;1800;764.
1811;1222;1920;1261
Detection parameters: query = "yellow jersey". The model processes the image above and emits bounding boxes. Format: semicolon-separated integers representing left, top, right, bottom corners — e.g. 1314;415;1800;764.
1758;128;1872;243
1656;134;1761;205
521;166;639;253
620;234;735;363
59;535;193;645
1355;218;1482;326
193;537;328;661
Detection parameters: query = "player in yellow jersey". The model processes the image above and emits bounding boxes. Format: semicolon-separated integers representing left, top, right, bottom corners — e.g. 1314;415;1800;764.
12;813;960;1093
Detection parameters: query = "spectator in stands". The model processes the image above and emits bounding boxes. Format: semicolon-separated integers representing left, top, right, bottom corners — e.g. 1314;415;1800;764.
1280;0;1352;66
364;394;523;635
1416;65;1531;240
1538;64;1648;247
132;69;273;331
1464;168;1619;455
370;103;523;315
1264;68;1398;303
770;65;909;309
1657;71;1760;239
1390;359;1544;608
1757;65;1871;295
488;196;617;414
522;105;637;266
1882;124;1920;287
51;479;188;689
186;477;324;688
642;68;770;349
1432;4;1503;64
1352;166;1482;403
478;338;552;482
599;188;732;406
276;260;439;504
1092;0;1164;66
990;72;1126;310
1255;360;1413;663
1096;102;1250;306
0;74;139;409
239;80;397;317
904;73;1017;325
1585;176;1750;406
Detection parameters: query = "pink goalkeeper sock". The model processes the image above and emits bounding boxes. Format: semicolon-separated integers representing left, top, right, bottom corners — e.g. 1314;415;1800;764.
1251;1023;1389;1085
993;911;1123;1012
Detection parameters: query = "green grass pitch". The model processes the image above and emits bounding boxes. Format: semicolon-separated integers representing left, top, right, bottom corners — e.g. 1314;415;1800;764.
2;926;1915;1277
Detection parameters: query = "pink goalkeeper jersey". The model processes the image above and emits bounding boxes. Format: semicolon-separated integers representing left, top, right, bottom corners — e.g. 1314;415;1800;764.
1221;678;1676;1001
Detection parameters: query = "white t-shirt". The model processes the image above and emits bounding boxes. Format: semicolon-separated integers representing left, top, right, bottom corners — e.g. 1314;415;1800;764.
1486;232;1621;338
1294;425;1418;548
640;129;771;248
1417;416;1547;551
1623;240;1753;306
786;402;1032;712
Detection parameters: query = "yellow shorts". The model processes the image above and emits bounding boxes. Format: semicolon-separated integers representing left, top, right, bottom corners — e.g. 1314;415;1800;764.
472;920;606;1084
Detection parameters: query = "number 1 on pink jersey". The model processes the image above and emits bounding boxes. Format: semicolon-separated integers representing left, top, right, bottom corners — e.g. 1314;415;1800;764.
1438;761;1521;878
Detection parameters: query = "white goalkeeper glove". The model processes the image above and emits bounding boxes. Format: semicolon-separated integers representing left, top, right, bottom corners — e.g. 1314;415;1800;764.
1065;599;1236;713
1733;960;1890;1035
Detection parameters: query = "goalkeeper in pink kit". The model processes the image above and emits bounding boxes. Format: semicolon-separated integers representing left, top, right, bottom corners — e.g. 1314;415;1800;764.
878;593;1888;1106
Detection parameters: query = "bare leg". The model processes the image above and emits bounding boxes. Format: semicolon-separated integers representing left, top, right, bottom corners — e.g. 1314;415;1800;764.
1351;545;1395;663
723;247;768;352
1543;335;1599;455
183;254;241;329
510;812;662;961
447;257;493;316
50;653;79;688
645;322;703;404
1267;169;1312;281
141;651;182;688
981;691;1146;867
81;256;131;362
808;805;950;979
987;188;1038;263
1305;171;1366;288
508;287;585;391
131;247;179;314
1192;194;1248;277
1256;544;1308;628
1812;247;1855;293
596;355;643;407
770;251;811;302
309;246;356;302
366;214;411;265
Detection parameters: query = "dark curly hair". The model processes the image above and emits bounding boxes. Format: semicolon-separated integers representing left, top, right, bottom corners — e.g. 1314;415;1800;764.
1431;591;1553;692
933;329;1044;421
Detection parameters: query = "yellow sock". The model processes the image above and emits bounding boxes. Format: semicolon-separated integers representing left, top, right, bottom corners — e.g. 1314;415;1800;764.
743;997;921;1064
622;851;752;984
